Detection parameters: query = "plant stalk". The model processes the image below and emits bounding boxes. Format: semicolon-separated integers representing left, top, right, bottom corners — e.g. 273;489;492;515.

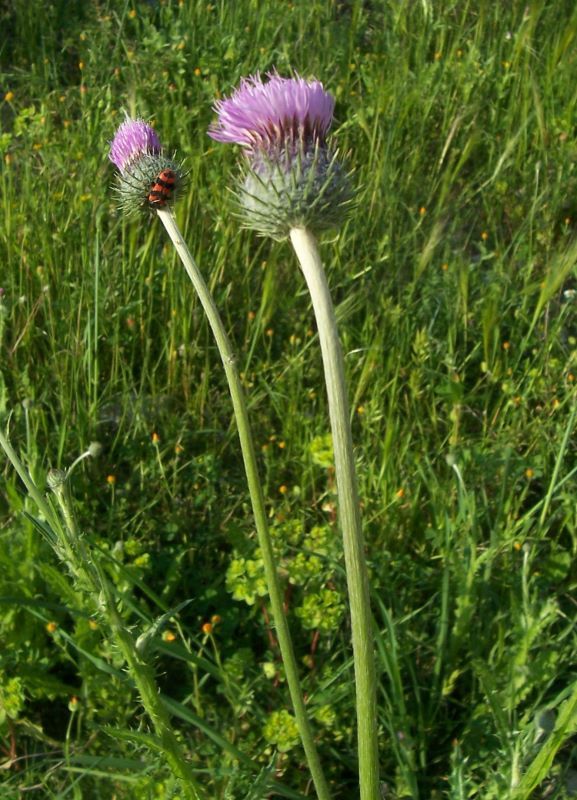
0;429;203;799
289;226;379;800
157;206;332;800
50;477;204;800
98;572;204;799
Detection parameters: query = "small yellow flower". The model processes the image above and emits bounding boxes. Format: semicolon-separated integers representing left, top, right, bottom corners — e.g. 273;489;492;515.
163;630;177;642
502;60;511;69
46;621;58;633
279;484;288;495
201;622;213;635
194;67;202;77
565;217;571;226
552;397;560;410
211;614;222;625
568;373;575;383
4;91;14;102
481;231;489;241
88;619;98;630
151;432;160;444
128;8;137;19
441;262;449;271
419;206;426;216
68;696;80;712
502;341;510;351
106;474;116;485
525;468;534;479
247;310;256;321
434;51;442;61
395;488;405;499
513;541;522;551
175;443;184;454
265;328;274;337
278;440;286;449
78;61;85;70
357;405;365;415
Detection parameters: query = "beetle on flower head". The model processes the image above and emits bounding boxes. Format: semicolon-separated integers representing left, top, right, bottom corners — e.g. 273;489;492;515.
108;117;185;216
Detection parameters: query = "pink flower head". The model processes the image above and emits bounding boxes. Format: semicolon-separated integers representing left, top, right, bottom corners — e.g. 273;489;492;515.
208;72;335;151
108;117;161;172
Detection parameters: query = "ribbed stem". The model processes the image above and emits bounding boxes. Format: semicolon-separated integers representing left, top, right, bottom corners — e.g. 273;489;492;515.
157;207;332;800
0;427;55;521
96;571;204;800
289;226;379;800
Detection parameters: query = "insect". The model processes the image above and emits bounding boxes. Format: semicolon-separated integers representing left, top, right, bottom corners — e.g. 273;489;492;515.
147;168;177;208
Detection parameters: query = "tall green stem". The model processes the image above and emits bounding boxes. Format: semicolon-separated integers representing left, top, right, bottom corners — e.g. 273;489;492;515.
289;226;379;800
0;427;54;521
157;207;332;800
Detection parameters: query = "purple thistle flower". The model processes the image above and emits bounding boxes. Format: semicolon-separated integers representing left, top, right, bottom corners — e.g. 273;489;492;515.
208;72;335;152
108;117;161;172
108;116;185;216
209;72;352;240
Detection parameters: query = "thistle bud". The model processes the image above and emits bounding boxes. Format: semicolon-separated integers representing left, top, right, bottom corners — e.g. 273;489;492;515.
47;468;67;491
87;442;102;459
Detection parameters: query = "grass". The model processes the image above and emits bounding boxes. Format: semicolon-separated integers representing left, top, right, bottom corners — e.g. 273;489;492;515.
2;0;577;797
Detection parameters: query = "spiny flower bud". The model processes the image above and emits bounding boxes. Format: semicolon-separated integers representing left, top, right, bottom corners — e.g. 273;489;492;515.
208;72;353;240
87;442;102;459
47;468;67;491
108;117;185;217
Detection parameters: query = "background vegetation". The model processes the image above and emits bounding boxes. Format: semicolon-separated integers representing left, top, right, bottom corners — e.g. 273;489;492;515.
2;0;577;797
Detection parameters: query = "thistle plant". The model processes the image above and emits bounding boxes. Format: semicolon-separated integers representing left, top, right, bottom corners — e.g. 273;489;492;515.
109;117;332;800
209;72;379;800
0;430;204;799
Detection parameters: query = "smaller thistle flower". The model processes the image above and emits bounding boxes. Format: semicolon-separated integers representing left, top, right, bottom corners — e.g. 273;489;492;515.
108;116;185;216
209;72;352;240
109;117;161;172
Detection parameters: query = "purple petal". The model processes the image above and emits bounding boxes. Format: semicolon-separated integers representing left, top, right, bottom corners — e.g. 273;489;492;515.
208;72;335;148
109;117;162;172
